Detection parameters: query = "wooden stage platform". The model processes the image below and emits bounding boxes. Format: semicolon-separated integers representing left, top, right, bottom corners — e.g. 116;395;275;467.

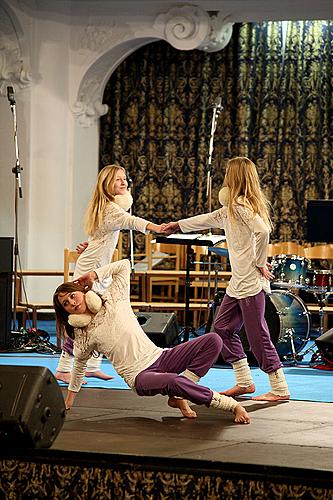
1;388;333;498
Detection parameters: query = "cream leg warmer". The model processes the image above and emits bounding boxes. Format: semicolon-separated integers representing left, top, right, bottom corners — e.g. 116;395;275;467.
84;353;104;372
57;349;103;373
232;359;254;387
209;391;239;413
183;369;200;384
56;351;73;372
268;368;290;396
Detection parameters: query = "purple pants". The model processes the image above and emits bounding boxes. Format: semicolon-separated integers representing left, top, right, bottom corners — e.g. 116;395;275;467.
135;333;222;405
213;291;282;373
62;335;74;355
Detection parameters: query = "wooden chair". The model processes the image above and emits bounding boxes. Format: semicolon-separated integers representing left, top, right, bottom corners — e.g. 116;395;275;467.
303;244;333;275
63;247;119;282
268;242;304;258
144;235;185;302
153;240;185;270
304;244;333;261
63;248;79;282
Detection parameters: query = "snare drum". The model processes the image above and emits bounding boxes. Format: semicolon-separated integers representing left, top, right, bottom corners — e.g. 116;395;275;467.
313;270;332;291
271;254;309;288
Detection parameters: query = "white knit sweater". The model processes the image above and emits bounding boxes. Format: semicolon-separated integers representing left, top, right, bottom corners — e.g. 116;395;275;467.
68;259;164;392
179;204;271;299
74;202;149;292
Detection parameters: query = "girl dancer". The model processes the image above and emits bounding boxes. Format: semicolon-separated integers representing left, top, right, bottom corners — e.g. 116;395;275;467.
164;157;290;402
56;165;166;384
53;259;250;424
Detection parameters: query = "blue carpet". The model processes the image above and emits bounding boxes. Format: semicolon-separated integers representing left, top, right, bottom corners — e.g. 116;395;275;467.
1;321;332;403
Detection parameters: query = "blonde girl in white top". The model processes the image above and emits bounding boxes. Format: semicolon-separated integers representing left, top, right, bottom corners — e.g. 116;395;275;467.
56;165;166;384
164;157;290;402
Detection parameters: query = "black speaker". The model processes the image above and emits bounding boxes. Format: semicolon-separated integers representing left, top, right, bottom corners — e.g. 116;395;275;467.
136;312;179;347
315;328;333;364
0;365;66;448
0;237;13;348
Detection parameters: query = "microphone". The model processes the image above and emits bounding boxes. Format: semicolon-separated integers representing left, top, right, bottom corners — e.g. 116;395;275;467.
7;86;16;105
213;96;223;111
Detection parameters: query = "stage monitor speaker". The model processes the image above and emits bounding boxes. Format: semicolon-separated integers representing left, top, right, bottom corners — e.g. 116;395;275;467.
0;237;13;348
315;328;333;364
0;365;66;448
136;312;179;347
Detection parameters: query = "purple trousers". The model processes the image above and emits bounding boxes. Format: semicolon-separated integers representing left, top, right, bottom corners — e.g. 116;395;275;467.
213;290;282;373
62;335;74;355
135;333;222;405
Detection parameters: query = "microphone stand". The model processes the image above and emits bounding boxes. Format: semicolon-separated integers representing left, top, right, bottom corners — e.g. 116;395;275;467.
7;86;23;334
129;206;135;279
205;97;223;305
127;178;135;279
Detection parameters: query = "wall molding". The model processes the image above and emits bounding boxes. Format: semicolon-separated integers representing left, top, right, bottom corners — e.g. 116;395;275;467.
73;5;233;127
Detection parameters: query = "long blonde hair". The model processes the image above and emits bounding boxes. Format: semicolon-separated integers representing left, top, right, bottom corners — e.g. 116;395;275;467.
84;165;126;236
224;157;272;230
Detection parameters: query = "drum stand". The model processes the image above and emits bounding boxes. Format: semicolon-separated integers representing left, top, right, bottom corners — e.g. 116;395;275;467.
204;262;225;334
280;328;299;363
282;330;317;364
310;288;332;336
285;288;332;365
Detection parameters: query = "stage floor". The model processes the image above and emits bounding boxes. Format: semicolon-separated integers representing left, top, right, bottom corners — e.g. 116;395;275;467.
53;388;333;472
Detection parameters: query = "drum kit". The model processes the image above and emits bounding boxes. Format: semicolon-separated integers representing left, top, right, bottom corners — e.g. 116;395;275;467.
269;254;332;363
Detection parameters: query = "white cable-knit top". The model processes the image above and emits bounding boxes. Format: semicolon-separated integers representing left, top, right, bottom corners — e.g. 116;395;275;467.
74;202;149;292
179;204;271;299
68;259;164;393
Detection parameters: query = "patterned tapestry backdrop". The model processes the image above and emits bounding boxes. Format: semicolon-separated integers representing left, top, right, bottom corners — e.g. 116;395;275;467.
100;21;333;250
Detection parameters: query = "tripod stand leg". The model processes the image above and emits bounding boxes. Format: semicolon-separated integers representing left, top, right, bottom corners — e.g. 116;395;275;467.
205;302;216;334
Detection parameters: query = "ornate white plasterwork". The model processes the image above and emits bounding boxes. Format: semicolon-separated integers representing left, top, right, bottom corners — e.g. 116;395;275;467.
153;5;211;50
72;96;108;128
0;36;32;96
199;11;234;52
72;74;109;127
153;5;233;52
73;5;234;127
75;20;130;54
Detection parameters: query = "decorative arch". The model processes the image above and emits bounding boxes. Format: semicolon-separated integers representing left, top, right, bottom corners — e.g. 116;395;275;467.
72;5;233;127
0;1;32;96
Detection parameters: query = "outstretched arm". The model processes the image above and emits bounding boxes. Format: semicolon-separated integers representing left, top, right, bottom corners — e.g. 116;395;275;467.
146;222;168;233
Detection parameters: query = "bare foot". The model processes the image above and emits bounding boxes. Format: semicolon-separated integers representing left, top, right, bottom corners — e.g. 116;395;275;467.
56;371;87;385
85;370;114;380
233;404;251;424
252;392;290;401
168;397;197;419
220;383;255;397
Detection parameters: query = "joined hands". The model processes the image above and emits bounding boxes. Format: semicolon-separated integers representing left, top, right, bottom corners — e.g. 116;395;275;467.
160;221;180;235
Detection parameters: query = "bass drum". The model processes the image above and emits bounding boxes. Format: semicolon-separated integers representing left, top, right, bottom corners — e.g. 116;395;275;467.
240;290;311;362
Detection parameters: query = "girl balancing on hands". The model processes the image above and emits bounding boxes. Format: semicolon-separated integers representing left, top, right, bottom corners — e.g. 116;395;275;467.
53;259;251;424
163;156;290;402
56;164;166;384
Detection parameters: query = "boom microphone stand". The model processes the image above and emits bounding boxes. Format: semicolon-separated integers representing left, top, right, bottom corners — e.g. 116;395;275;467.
127;176;136;279
5;87;62;354
7;86;23;334
205;97;223;304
